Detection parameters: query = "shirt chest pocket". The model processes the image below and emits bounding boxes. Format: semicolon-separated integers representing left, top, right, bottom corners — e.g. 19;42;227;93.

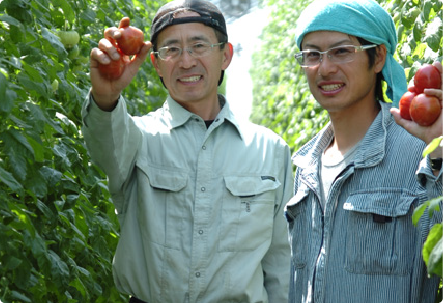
218;175;280;252
343;190;418;275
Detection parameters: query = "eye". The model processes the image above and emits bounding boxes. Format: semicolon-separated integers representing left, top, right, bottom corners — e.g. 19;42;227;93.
331;46;353;57
305;51;320;60
166;46;181;54
193;43;207;49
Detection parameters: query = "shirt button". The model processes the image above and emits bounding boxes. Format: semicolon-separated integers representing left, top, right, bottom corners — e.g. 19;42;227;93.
195;272;201;278
198;230;204;235
202;146;206;150
201;187;205;192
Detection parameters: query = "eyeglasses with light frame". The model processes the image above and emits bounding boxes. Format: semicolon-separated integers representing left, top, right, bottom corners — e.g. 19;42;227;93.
153;42;226;60
294;44;378;67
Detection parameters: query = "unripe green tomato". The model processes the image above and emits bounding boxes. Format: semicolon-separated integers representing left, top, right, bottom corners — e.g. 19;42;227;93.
58;30;80;48
51;79;59;92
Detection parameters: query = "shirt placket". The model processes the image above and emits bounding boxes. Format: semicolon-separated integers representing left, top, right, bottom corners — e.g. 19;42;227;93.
188;121;216;302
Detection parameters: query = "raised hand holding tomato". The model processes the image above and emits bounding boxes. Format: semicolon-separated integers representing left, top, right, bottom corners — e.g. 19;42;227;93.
90;17;151;111
391;61;443;147
97;17;145;81
398;63;442;126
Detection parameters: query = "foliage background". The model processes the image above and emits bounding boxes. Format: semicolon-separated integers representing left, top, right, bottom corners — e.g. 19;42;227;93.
0;0;441;302
0;0;168;301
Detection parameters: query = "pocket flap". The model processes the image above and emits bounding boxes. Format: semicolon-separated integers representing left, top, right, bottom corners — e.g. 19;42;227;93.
138;162;188;192
224;175;280;197
343;190;417;217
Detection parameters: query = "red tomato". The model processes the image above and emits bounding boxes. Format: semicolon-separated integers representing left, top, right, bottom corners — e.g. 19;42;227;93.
409;93;441;126
399;91;416;120
413;64;442;94
118;17;144;56
407;86;416;93
98;53;127;81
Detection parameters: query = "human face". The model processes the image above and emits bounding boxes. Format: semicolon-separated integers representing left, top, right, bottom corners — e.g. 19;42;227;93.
301;31;384;115
151;12;232;109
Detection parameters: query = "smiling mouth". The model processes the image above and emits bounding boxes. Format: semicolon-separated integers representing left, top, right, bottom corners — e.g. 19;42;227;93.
180;75;202;83
320;84;344;91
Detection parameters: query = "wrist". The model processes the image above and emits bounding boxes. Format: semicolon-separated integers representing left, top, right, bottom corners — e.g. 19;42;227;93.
90;89;120;112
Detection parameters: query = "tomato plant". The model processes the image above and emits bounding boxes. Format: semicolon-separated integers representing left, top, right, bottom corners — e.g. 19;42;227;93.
410;94;441;126
399;90;416;120
414;64;442;94
118;17;144;56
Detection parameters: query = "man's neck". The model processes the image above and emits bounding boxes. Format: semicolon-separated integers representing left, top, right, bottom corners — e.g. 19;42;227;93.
327;101;380;156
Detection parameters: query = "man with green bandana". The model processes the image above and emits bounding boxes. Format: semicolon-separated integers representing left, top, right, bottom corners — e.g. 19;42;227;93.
82;0;293;302
285;0;443;302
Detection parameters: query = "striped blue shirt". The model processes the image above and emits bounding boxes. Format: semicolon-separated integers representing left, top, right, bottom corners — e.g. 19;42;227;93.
285;101;442;303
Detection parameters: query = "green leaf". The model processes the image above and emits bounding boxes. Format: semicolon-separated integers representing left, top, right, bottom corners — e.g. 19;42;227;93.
0;14;21;27
423;224;442;263
412;201;429;226
423;137;443;157
0;73;6;101
0;166;23;191
27;136;45;162
41;27;66;56
427;237;443;277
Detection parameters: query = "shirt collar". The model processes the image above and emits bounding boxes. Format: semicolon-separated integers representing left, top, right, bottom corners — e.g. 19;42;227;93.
162;95;244;140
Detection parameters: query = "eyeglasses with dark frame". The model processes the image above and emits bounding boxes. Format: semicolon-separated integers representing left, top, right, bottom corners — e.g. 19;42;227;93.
294;44;378;67
153;42;225;60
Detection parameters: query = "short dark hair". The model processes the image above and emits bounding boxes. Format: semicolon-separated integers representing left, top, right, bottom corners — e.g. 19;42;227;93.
357;37;385;102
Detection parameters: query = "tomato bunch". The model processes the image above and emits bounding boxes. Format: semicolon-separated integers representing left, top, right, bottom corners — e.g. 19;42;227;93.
98;17;145;80
399;64;442;126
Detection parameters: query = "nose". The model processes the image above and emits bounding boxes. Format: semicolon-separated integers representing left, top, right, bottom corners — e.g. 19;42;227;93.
317;52;338;75
178;47;197;68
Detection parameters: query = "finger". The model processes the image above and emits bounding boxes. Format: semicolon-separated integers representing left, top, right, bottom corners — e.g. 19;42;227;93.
126;41;152;74
97;37;122;61
90;47;111;67
103;27;121;41
423;88;443;100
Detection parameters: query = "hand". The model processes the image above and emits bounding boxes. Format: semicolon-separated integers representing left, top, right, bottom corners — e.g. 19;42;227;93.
391;61;442;146
89;18;152;111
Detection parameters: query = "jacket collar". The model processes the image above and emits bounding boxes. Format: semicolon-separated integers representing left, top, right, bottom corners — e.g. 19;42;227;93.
293;101;393;171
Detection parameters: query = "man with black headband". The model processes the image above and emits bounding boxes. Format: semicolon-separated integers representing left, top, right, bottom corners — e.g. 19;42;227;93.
82;0;293;302
285;0;442;302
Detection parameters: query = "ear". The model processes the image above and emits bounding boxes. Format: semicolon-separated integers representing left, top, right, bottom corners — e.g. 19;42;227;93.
150;52;163;76
221;42;234;70
374;44;387;73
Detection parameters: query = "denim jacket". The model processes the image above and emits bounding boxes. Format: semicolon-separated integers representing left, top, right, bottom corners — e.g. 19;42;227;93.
285;101;442;303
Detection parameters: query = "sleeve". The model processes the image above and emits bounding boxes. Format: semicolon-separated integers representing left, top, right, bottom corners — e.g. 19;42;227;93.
81;91;142;213
262;142;294;303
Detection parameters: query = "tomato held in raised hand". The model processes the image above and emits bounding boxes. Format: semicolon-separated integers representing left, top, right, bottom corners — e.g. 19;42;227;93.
409;93;441;126
399;91;416;120
118;17;144;56
98;53;127;81
413;64;442;94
